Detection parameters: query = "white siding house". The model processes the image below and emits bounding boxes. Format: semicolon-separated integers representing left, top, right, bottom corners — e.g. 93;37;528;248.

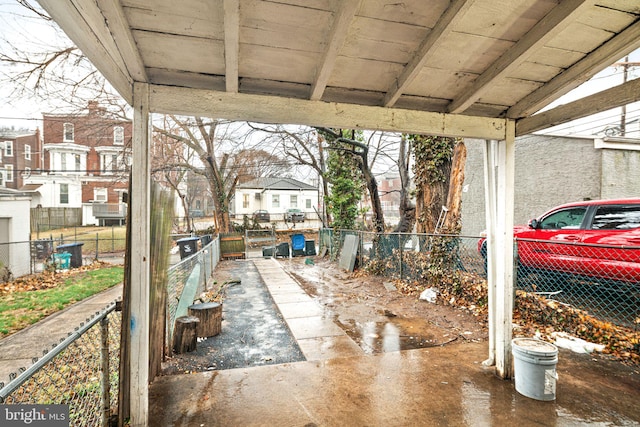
234;177;319;221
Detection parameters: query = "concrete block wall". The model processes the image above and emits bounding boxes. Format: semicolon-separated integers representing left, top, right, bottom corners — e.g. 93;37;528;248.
460;135;640;237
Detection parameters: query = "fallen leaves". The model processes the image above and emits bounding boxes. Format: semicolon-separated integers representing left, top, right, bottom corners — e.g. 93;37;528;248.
393;271;640;365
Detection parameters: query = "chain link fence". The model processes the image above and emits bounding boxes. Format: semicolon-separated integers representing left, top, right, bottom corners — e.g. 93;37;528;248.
167;236;221;347
320;229;639;328
0;304;121;427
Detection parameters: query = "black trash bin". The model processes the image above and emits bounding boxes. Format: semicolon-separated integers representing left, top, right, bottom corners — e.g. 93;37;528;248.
276;242;290;258
177;237;200;259
56;242;84;268
34;239;53;260
200;234;213;246
305;240;316;256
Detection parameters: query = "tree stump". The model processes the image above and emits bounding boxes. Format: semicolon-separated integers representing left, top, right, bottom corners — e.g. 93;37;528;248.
172;316;199;354
188;302;222;338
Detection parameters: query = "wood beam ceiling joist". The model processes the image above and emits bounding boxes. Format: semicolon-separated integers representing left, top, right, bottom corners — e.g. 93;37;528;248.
516;76;640;135
508;18;640;119
310;0;360;101
224;0;240;93
383;0;475;107
447;0;594;114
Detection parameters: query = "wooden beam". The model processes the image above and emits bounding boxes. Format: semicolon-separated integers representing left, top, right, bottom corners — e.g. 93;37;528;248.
494;120;515;380
224;0;240;93
129;82;151;427
508;19;640;119
516;77;640;135
96;0;147;82
149;84;508;139
383;0;475;107
36;0;133;104
309;0;360;100
448;0;593;114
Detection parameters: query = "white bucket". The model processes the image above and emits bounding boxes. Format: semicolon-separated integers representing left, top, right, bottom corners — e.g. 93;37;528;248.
512;338;558;401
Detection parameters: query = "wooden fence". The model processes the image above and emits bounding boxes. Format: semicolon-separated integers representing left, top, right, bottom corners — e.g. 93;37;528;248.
31;207;82;232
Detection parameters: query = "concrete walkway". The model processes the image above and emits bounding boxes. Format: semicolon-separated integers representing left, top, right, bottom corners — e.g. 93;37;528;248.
149;259;640;426
252;258;363;361
0;284;122;385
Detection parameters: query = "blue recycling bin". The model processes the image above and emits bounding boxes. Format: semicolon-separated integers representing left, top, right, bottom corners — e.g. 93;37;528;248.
291;234;305;257
56;242;84;268
53;252;71;270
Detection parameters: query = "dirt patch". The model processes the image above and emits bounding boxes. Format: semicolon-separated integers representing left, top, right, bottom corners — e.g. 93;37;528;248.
278;257;488;353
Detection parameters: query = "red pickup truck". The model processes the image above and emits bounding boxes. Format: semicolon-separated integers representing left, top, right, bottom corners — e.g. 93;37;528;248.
479;198;640;283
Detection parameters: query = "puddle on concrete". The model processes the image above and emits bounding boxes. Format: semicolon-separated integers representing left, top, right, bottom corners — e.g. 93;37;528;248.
338;317;448;354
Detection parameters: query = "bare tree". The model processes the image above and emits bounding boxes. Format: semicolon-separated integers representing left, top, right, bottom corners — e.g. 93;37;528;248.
393;135;415;232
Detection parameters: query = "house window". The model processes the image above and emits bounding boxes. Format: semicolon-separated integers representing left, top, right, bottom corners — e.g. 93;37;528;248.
290;195;298;208
5;165;13;182
60;153;67;171
243;194;249;209
272;194;280;208
4;141;13;157
0;171;3;187
114;126;124;145
306;199;312;209
111;154;118;172
94;187;107;202
63;123;74;142
75;154;81;171
24;144;31;160
60;183;69;204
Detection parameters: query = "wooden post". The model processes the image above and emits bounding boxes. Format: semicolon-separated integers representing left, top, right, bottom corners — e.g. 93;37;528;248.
130;82;151;427
495;120;516;380
172;316;200;354
482;139;498;368
188;302;223;337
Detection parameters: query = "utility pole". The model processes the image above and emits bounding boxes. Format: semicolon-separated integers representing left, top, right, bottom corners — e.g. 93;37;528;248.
613;57;640;137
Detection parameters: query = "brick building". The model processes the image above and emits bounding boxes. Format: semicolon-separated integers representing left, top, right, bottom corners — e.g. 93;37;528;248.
25;102;132;225
0;129;41;190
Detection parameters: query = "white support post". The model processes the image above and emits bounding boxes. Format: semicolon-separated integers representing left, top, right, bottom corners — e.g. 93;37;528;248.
482;139;498;367
494;120;516;379
130;82;151;426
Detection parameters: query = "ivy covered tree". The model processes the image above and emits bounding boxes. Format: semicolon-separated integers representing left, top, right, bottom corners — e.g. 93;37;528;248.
409;135;466;234
323;130;364;230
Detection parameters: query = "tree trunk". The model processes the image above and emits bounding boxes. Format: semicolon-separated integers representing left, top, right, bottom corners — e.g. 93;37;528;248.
394;136;415;233
172;316;199;354
444;142;467;232
416;168;451;233
188;302;222;337
361;163;385;233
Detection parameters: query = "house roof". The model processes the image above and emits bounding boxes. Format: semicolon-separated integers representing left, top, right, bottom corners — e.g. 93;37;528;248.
36;1;640;139
238;177;317;191
19;184;43;192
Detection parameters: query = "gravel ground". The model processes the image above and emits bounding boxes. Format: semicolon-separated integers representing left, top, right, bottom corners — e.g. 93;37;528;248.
162;260;304;374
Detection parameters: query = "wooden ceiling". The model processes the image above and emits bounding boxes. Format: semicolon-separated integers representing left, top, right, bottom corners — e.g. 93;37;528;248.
37;0;640;139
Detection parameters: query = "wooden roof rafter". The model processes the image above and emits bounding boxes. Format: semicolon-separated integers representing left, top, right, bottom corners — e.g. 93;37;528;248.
383;0;475;108
224;0;240;93
309;0;360;101
447;0;595;114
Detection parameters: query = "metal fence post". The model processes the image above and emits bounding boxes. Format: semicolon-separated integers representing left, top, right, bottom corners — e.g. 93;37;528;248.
100;316;110;427
96;233;100;261
399;233;403;280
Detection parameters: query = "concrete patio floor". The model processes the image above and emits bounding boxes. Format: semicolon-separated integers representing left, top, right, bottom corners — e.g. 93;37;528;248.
149;258;640;426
